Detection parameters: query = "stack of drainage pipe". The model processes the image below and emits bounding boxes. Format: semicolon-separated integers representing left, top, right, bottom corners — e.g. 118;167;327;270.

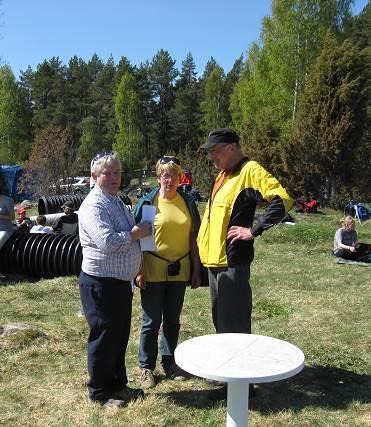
0;232;82;278
38;191;132;215
0;191;133;279
38;194;85;215
30;213;66;227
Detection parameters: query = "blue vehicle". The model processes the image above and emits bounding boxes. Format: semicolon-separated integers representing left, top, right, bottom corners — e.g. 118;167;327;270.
0;164;29;201
344;200;370;224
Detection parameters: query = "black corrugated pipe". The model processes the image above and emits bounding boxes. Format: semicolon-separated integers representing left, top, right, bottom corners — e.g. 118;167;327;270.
0;232;82;278
38;194;85;214
38;192;132;214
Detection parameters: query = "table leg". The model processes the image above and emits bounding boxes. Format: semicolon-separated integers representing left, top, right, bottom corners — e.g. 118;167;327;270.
226;381;249;427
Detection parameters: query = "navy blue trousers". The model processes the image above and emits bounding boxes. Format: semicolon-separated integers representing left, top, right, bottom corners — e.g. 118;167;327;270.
79;271;133;402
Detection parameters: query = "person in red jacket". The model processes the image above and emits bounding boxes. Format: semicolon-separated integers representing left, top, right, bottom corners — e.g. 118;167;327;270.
179;169;193;192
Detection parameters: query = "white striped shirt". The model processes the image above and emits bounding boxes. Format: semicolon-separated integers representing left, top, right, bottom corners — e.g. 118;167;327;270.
79;185;141;280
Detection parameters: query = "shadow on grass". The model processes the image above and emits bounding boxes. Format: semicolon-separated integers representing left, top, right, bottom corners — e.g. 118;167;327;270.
158;387;219;410
163;365;370;412
0;272;39;287
249;365;370;413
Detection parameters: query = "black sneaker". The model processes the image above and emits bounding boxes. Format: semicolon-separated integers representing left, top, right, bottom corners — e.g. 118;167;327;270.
249;383;257;398
207;385;227;401
164;363;190;380
207;384;256;402
111;386;144;402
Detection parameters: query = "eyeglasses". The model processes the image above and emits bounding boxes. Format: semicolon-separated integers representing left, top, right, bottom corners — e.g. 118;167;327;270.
159;156;180;165
160;173;179;180
92;151;114;162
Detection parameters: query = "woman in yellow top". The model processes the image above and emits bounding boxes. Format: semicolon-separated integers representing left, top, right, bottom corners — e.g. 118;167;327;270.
134;156;201;388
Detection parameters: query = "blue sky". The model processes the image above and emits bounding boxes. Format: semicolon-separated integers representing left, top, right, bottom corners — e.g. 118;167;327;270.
0;0;368;79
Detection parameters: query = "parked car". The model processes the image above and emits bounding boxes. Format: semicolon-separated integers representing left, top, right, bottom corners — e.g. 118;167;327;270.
56;176;90;194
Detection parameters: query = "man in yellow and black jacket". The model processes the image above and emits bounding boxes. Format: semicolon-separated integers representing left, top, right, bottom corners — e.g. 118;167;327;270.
197;128;293;335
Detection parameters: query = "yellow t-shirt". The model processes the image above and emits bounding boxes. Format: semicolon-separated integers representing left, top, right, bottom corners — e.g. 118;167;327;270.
143;193;191;282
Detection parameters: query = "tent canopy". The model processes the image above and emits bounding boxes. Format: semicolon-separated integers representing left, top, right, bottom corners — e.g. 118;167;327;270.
0;164;24;200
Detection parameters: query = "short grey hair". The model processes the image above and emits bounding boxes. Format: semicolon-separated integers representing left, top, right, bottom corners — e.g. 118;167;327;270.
91;152;121;175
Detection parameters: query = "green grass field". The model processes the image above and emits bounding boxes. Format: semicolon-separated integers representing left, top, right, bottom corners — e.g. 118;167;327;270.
0;208;370;426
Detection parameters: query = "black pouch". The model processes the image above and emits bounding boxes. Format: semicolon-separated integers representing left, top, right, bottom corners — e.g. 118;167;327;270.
167;260;181;276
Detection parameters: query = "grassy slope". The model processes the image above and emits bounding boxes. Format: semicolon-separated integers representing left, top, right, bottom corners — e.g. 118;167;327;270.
0;209;370;426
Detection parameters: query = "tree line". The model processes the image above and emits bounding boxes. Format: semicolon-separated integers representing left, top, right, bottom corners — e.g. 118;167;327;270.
0;0;369;206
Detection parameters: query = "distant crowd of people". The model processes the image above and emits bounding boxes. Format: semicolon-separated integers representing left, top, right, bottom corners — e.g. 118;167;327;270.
0;174;80;251
16;200;79;236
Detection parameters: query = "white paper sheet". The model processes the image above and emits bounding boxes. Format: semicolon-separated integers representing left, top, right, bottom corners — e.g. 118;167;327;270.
139;205;157;252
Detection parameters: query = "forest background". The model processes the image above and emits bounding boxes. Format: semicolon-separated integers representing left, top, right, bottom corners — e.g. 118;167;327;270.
0;0;370;207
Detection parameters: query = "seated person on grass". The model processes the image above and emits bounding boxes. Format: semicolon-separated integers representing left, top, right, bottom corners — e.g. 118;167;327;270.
15;206;33;233
333;216;370;262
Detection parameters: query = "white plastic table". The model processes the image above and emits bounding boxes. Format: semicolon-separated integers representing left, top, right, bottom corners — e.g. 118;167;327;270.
175;333;305;427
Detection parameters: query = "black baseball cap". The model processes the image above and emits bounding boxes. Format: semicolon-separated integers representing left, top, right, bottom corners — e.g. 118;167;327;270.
201;128;239;149
61;201;74;209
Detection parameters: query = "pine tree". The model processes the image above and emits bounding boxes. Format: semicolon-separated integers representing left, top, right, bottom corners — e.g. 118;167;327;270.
88;56;116;151
347;3;371;200
115;56;135;88
286;32;368;204
31;57;67;131
148;49;178;156
224;55;244;125
169;53;202;151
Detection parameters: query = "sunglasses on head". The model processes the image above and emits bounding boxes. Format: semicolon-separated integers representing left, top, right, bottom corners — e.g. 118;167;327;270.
159;156;180;165
93;151;114;162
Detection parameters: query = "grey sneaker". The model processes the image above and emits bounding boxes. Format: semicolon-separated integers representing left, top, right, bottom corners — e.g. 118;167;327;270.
140;368;156;388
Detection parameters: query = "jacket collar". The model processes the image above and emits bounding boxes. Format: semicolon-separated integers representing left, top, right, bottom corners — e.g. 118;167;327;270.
225;156;249;176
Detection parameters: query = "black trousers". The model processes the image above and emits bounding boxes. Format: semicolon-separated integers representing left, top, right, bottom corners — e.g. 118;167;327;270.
208;265;252;334
335;243;371;261
79;271;133;402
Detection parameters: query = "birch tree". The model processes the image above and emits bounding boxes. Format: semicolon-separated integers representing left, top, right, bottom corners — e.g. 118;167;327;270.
113;72;144;169
231;0;353;135
201;65;228;133
0;65;32;163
